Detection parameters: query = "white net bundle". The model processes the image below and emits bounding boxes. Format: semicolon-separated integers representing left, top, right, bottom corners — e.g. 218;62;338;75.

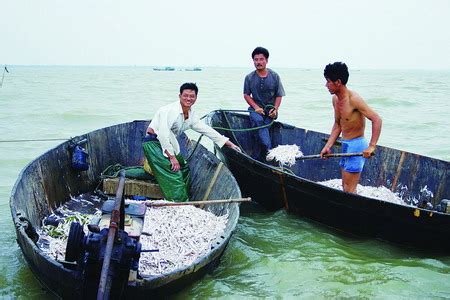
266;144;304;167
318;179;407;205
139;201;228;276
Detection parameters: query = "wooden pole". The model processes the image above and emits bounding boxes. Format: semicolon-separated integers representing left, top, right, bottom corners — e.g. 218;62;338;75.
146;197;252;207
296;152;374;160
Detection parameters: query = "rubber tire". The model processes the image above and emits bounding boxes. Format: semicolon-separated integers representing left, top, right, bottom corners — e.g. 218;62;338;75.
65;222;85;262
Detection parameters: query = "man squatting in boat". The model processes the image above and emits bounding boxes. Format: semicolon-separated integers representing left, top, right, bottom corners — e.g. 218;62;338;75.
142;82;241;202
244;46;286;160
320;62;382;194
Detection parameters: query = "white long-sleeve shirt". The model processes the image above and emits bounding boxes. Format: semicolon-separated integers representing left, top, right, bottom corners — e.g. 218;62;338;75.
148;101;229;156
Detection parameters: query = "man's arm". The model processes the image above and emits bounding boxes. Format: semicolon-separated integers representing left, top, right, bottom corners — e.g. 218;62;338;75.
321;97;342;158
244;94;264;115
164;149;180;172
243;74;264;115
268;96;282;118
269;73;285;118
354;97;382;158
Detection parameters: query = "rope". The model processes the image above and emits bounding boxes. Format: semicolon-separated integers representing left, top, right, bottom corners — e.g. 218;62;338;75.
221;110;246;155
186;134;205;161
0;138;69;143
203;108;275;132
204;108;277;157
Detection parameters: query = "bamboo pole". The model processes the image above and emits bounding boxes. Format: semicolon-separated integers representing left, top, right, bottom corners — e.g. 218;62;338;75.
145;197;252;207
296;152;374;160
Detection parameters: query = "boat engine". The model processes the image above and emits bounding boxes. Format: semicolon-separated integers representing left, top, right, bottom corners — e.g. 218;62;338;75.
65;222;141;298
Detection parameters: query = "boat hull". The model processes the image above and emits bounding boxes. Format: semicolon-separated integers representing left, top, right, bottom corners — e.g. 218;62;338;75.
208;111;450;251
10;120;241;298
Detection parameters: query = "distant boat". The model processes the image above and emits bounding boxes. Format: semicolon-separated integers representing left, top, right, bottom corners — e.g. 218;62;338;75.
185;67;202;71
153;66;175;71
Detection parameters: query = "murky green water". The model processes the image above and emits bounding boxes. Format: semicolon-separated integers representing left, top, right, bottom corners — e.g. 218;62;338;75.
1;67;449;298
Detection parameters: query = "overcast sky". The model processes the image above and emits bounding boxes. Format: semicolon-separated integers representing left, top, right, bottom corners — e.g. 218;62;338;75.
1;0;449;69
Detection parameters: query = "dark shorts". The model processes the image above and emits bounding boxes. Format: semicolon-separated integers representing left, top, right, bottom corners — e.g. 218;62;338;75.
339;137;368;173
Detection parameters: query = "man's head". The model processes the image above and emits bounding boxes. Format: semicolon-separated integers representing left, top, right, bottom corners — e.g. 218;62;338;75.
180;82;198;95
179;82;198;109
252;47;269;71
324;62;349;84
324;62;349;94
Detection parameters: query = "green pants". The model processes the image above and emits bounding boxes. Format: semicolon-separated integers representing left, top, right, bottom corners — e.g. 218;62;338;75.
142;141;190;202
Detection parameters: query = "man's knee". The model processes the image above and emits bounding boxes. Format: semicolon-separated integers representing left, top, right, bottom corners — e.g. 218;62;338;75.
250;112;264;123
342;171;361;193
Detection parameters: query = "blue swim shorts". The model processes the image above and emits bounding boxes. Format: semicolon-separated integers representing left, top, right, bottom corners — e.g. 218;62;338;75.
339;137;368;173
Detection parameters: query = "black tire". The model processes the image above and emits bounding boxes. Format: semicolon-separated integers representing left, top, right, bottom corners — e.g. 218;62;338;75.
65;222;85;262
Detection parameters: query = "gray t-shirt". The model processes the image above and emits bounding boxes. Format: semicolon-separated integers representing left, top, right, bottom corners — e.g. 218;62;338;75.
243;68;286;108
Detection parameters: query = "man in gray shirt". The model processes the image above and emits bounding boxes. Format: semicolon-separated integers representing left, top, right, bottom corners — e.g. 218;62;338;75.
244;46;285;160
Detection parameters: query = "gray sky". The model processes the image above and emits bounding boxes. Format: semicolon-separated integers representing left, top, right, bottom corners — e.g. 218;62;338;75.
1;0;449;69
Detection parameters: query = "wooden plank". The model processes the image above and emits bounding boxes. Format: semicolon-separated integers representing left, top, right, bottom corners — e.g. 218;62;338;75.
102;178;163;199
199;162;223;209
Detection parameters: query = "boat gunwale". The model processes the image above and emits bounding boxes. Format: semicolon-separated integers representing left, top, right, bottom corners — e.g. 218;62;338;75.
221;145;447;215
9;119;242;296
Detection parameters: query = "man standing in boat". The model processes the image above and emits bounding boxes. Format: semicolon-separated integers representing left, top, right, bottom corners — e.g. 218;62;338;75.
143;82;241;202
244;46;286;160
320;62;382;194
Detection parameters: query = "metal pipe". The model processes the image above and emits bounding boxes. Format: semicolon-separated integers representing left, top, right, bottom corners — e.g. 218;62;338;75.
97;170;126;300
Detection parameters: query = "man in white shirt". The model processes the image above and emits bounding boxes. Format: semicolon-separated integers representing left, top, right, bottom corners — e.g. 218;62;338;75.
143;82;241;202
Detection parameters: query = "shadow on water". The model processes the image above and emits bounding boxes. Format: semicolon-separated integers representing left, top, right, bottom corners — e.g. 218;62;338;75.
0;250;58;299
242;201;450;259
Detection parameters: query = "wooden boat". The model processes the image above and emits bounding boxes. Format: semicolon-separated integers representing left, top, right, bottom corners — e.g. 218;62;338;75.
10;120;241;298
206;110;450;252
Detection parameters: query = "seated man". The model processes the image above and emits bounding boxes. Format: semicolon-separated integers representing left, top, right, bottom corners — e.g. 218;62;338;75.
243;46;285;160
143;82;240;202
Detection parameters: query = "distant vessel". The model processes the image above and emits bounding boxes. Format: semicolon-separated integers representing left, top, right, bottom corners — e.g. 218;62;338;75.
153;66;175;71
184;67;202;71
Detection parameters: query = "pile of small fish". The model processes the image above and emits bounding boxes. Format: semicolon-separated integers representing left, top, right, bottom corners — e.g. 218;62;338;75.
266;144;304;167
37;195;102;260
139;201;228;276
318;179;406;205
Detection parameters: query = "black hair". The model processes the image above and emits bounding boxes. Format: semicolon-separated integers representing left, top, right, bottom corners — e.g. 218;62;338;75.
179;82;198;95
251;47;269;59
324;62;349;85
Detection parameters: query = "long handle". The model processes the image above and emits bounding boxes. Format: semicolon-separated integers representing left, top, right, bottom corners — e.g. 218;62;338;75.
97;170;126;300
146;197;252;207
296;152;371;160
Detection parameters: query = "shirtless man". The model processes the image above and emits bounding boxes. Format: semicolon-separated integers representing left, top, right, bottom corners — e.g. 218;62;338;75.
320;62;382;193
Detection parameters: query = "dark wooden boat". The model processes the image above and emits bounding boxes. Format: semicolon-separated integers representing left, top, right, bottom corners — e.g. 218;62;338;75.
10;120;241;298
206;110;450;252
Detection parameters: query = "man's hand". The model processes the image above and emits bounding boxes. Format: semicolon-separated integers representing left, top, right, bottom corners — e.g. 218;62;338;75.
363;145;376;158
320;147;331;159
268;107;278;119
254;107;265;115
225;140;242;152
169;155;180;172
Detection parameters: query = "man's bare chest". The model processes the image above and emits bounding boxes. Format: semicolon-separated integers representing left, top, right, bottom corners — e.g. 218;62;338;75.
337;105;360;123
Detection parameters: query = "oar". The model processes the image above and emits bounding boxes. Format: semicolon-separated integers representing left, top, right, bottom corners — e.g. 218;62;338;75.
296;152;373;160
145;197;252;207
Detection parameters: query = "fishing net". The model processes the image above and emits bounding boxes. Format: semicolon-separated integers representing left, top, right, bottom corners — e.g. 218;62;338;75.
266;144;304;167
